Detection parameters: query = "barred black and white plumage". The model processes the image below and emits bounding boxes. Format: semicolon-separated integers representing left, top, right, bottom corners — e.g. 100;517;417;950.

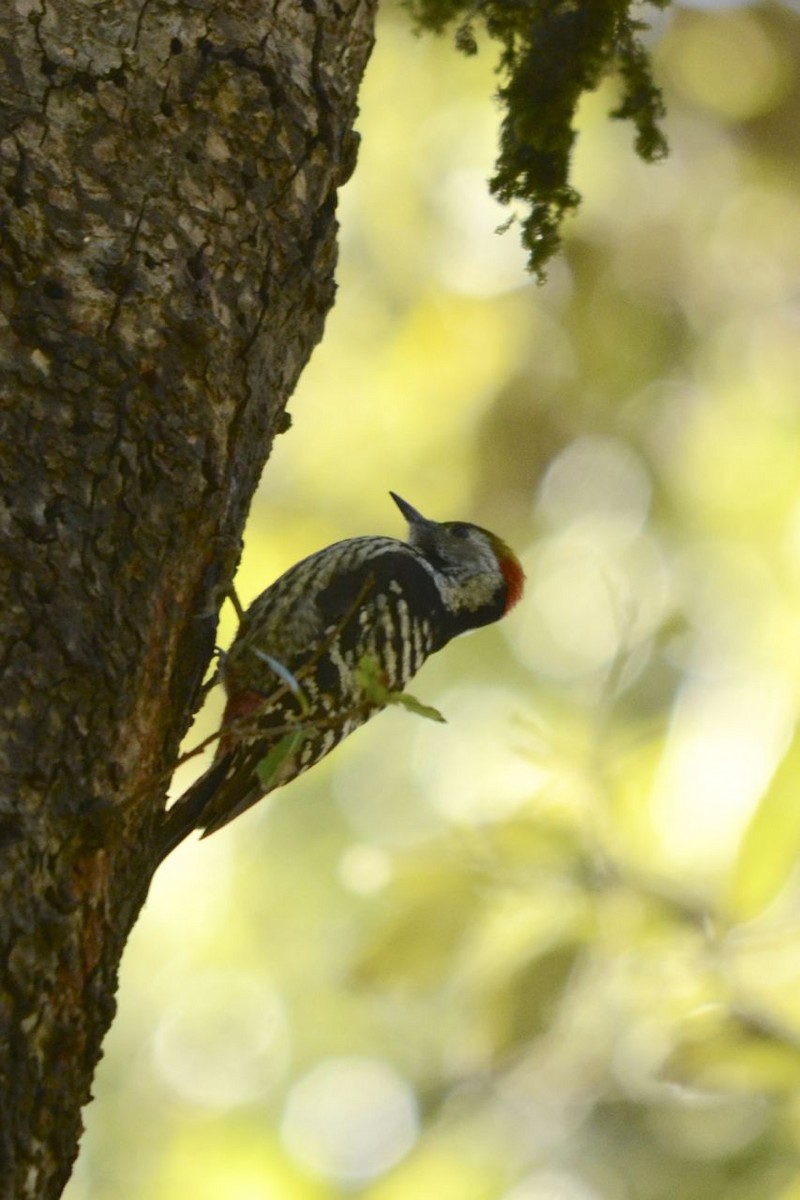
158;493;524;861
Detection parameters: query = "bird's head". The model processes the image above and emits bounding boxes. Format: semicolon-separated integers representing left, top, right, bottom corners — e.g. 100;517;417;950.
390;491;525;619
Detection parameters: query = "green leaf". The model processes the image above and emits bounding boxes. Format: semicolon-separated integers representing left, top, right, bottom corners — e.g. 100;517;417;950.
356;654;446;723
255;729;307;790
355;654;389;703
728;729;800;920
388;691;446;724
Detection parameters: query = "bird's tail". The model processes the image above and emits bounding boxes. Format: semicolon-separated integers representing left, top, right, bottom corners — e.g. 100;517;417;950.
156;753;235;864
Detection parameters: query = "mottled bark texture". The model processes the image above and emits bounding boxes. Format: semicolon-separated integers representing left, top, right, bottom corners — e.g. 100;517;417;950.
0;1;375;1195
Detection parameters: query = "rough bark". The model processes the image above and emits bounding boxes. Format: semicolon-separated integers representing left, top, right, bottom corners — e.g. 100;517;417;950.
0;1;376;1195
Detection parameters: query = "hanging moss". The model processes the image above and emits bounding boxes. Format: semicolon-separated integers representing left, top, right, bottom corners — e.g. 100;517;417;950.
403;0;669;280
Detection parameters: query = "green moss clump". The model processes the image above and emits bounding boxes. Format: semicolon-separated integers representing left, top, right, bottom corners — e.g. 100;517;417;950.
403;0;669;280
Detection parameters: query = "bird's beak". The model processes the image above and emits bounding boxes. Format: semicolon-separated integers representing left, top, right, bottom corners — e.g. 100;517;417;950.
389;492;433;529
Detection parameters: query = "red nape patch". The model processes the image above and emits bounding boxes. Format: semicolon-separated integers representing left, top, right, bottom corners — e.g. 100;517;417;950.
500;551;525;613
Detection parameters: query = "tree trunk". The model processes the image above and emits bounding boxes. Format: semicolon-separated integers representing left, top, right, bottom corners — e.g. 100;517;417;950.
0;1;376;1194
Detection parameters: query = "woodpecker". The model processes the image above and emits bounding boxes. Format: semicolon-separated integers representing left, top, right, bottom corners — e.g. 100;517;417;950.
159;493;524;860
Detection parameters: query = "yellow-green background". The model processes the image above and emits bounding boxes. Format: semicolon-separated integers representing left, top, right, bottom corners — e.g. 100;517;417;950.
67;3;800;1197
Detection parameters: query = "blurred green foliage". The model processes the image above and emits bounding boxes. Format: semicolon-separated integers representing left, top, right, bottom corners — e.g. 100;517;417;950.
67;3;800;1199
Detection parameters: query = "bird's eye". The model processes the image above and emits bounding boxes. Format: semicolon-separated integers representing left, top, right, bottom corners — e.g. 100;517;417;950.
451;523;471;539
